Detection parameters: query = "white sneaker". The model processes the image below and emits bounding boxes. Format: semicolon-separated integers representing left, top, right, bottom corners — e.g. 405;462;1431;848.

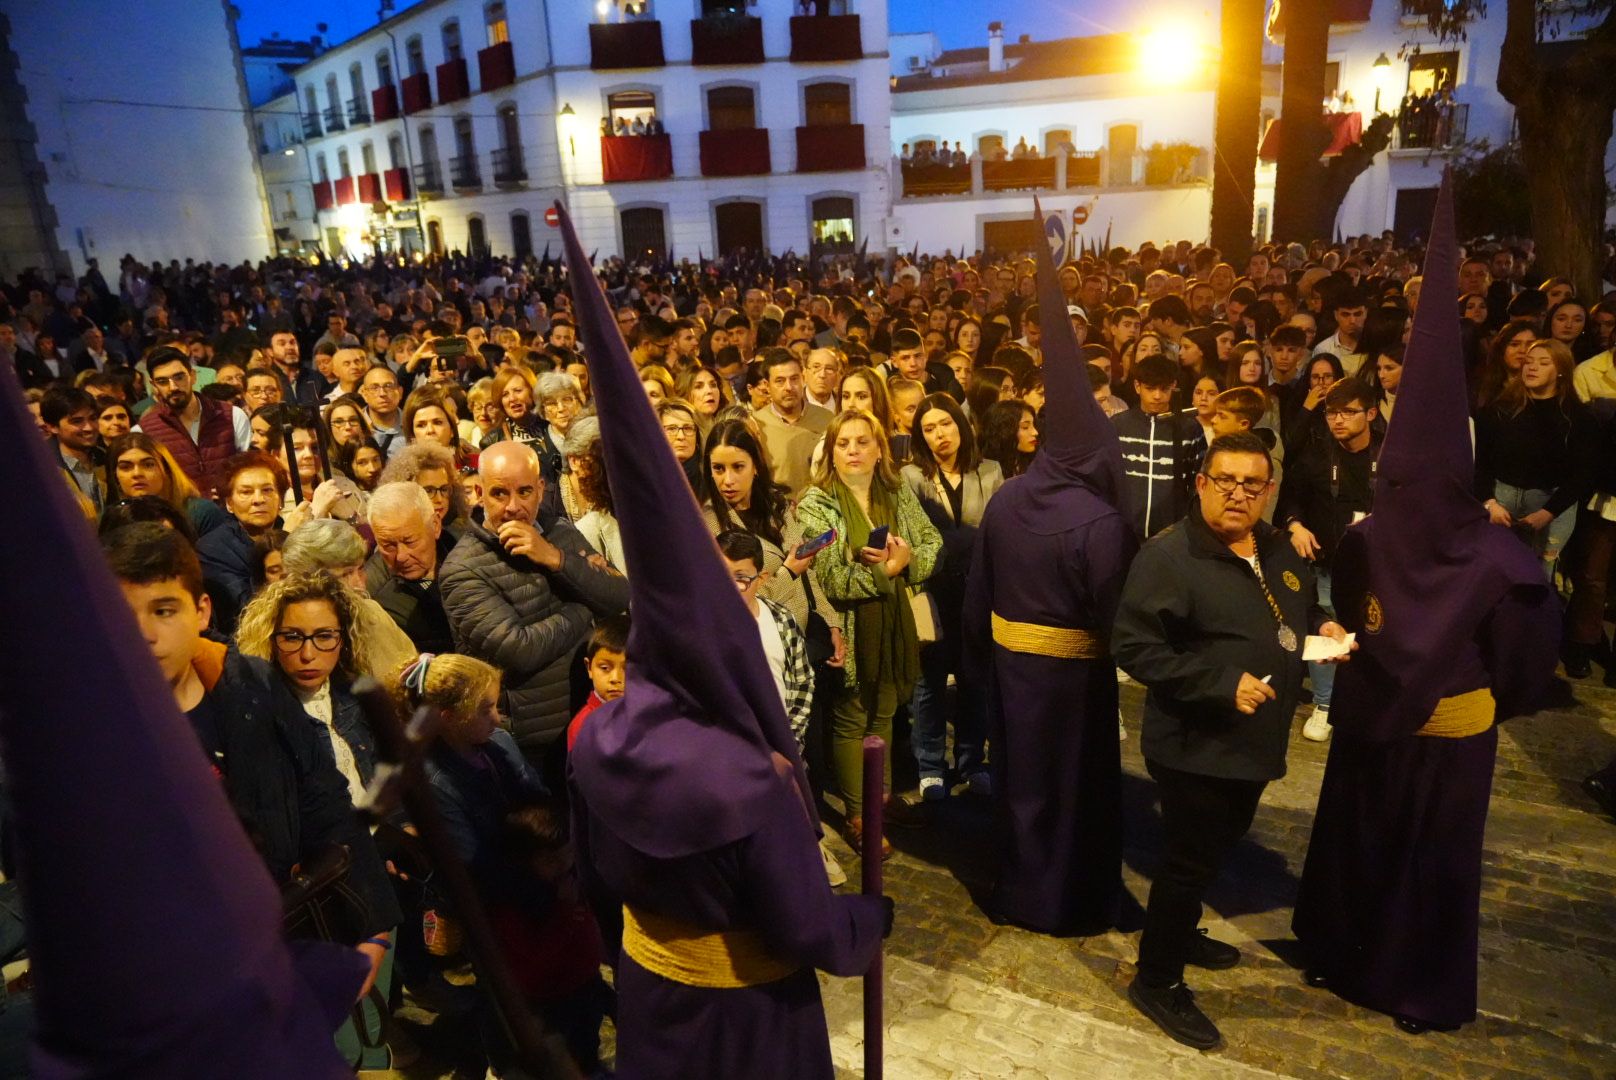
820;839;848;887
1302;706;1332;742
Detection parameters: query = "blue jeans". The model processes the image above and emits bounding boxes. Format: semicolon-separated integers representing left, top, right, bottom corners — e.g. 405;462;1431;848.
1307;570;1335;711
910;641;986;782
1493;482;1577;581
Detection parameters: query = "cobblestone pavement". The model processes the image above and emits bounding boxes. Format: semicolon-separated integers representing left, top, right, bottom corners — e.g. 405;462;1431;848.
381;677;1616;1079
815;678;1616;1079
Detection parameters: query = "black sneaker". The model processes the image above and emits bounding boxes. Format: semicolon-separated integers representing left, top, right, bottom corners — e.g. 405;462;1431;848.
1128;977;1222;1050
1187;927;1240;970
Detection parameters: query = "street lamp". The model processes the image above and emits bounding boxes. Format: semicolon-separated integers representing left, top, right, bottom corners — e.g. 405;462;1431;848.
1372;52;1392;113
558;102;576;160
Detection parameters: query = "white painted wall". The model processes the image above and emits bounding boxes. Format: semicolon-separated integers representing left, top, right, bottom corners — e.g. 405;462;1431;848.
8;0;271;273
892;79;1216;158
890;186;1212;256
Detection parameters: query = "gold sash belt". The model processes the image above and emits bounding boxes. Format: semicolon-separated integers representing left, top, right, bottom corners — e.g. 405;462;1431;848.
991;612;1107;659
622;905;796;988
1415;688;1496;739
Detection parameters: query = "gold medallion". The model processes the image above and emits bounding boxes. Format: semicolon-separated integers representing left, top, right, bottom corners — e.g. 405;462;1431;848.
1364;592;1385;634
1282;570;1301;592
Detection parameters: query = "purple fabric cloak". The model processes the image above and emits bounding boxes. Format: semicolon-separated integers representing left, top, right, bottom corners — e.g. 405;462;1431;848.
963;201;1138;932
0;368;365;1077
1293;171;1561;1026
553;202;884;1077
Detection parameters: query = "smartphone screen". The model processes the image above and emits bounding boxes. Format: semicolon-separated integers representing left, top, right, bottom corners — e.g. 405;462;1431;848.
865;525;889;551
794;528;836;560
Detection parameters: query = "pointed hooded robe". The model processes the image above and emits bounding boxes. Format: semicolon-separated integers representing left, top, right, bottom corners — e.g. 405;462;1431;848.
962;202;1139;934
0;371;368;1077
1292;171;1561;1028
557;203;885;1079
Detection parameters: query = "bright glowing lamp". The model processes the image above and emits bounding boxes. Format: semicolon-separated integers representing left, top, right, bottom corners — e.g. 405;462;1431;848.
1372;52;1393;112
1139;28;1201;82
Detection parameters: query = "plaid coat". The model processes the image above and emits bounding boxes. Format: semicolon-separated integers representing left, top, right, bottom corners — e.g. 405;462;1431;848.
759;596;815;749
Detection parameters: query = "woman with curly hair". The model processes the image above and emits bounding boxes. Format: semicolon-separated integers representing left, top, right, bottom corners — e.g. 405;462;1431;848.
237;570;397;804
378;440;469;537
979;399;1039;479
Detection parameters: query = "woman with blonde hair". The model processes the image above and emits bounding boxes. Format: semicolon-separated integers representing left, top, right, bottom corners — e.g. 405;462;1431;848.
639;363;676;408
466;377;503;447
104;431;230;537
237;570;397;804
797;409;941;856
485;366;545;451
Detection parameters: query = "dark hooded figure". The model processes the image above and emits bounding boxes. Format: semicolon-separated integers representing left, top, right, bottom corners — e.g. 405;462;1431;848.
557;204;888;1080
963;203;1138;934
1292;171;1561;1034
0;370;368;1075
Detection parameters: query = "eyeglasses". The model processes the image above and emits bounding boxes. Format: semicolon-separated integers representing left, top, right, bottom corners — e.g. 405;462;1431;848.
363;382;399;394
330;415;362;428
245;387;278;400
662;423;698;437
1323;408;1366;421
272;628;342;652
1203;474;1272;499
731;572;760;587
150;373;189;388
420;484;452;499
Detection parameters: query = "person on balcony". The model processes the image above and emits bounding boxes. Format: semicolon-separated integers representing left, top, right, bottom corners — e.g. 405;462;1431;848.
1012;137;1033;161
645;112;664;136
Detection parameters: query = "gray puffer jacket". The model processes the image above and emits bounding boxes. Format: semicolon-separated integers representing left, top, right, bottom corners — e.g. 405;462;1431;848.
440;510;629;756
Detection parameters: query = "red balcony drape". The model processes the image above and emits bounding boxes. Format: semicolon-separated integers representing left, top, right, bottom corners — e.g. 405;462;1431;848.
436;58;470;104
383;166;411;202
371;84;400;122
357;173;382;203
311;180;334;211
333;176;357;205
478;41;516;90
601;134;673;182
401;72;432;114
795;124;865;172
700;128;771;177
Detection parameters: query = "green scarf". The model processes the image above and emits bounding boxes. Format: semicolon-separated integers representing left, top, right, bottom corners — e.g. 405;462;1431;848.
833;477;920;712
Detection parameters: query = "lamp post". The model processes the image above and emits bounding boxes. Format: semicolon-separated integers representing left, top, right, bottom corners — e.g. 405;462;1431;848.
1372;52;1392;114
557;102;577;221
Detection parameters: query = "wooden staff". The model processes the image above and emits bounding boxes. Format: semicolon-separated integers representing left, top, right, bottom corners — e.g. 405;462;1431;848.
861;735;886;1080
351;679;581;1080
281;414;304;507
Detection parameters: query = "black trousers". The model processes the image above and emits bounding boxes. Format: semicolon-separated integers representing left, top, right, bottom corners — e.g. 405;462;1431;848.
1137;759;1267;987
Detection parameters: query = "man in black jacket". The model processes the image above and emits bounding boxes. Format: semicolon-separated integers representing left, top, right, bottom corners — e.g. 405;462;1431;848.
365;481;457;654
1113;432;1351;1050
104;523;401;1000
440;441;629;781
1275;379;1381;742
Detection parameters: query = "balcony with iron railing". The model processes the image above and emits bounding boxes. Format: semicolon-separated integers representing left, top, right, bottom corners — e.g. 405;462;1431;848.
322;105;346;133
492;146;527;186
413;161;444;195
346;98;370;126
301;113;323;140
1392;101;1468;151
449;153;482;190
897;145;1202;199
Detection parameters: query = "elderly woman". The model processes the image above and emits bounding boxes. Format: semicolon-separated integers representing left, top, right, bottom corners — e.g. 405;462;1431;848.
377;440;468;537
279;518;418;674
534;371;585;490
197;450;292;632
484;367;545;450
560;416;626;576
657;399;703;490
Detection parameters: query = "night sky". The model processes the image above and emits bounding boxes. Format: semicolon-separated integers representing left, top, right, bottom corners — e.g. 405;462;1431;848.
232;0;1215;53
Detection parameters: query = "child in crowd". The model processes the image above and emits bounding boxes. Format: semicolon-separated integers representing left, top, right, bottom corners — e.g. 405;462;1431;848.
567;615;629;751
488;800;612;1075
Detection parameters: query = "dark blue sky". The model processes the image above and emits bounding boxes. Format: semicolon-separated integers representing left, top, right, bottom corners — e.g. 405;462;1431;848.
233;0;1186;52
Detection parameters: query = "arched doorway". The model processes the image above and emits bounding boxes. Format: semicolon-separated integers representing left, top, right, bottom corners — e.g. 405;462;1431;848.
510;211;532;259
715;201;763;258
621;206;666;262
467;216;489;259
427;219;444;256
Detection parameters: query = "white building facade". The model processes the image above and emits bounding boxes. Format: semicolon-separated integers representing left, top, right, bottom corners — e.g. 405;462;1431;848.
275;0;891;264
0;0;273;277
886;26;1215;255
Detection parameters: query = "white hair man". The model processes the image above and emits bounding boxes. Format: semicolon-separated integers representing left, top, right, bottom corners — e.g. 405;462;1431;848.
366;481;455;653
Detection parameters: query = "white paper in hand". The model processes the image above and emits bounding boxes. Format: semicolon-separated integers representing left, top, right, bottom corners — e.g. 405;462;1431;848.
1302;633;1355;662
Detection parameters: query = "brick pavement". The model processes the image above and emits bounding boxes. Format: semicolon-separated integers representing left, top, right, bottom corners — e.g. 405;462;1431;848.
812;679;1616;1079
380;678;1616;1079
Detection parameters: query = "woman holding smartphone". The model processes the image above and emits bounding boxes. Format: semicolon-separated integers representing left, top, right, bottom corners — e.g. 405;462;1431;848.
699;418;843;663
798;409;941;857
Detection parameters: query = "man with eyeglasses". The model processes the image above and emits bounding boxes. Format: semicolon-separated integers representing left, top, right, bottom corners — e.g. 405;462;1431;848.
359;365;406;460
136;346;252;499
1275;379;1381;742
242;366;283;410
1113;432;1351;1050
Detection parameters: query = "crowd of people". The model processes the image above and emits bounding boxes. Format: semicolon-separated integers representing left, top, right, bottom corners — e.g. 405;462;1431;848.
4;211;1614;1074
